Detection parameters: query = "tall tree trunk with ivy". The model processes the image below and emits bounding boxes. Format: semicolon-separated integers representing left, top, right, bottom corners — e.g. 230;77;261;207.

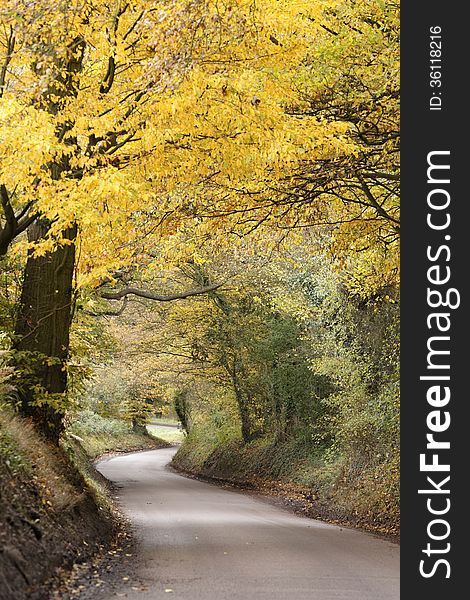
10;34;85;442
13;222;76;442
229;359;254;444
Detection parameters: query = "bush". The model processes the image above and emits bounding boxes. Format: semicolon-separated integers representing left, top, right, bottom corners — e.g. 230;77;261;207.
68;409;129;437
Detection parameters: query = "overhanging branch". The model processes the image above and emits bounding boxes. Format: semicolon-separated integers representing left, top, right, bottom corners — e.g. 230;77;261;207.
0;185;38;255
101;282;224;302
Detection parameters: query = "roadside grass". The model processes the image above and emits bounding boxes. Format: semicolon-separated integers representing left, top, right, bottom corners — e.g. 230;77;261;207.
0;407;120;516
67;410;171;460
62;436;114;512
69;430;167;460
0;409;84;510
147;423;185;444
151;417;181;427
173;430;399;538
0;415;32;474
0;408;115;600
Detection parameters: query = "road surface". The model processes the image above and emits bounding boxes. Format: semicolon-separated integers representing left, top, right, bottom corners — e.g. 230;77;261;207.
96;448;399;600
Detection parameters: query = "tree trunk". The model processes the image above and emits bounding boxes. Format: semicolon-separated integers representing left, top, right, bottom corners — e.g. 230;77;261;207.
229;363;253;444
236;389;252;444
174;390;190;433
132;418;148;436
13;221;76;442
10;36;84;442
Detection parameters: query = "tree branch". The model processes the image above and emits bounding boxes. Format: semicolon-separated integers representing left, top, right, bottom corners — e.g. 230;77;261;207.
0;184;15;224
100;56;116;94
99;3;128;95
0;186;38;255
0;184;16;256
356;174;400;229
101;282;224;302
362;171;400;181
0;26;15;99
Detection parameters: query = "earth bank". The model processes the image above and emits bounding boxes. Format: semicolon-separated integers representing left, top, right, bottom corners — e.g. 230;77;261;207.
0;411;167;600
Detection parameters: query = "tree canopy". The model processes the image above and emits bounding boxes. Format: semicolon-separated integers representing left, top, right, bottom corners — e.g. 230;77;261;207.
0;0;400;498
1;0;398;286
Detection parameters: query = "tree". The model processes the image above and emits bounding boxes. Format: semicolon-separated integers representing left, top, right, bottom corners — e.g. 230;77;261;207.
118;251;333;444
192;0;400;296
1;0;263;439
1;0;399;440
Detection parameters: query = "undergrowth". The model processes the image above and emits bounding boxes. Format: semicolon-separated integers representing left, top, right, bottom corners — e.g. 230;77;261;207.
67;409;170;459
174;429;399;536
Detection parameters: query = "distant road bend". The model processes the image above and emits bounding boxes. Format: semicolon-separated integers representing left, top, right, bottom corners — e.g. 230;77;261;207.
96;447;399;600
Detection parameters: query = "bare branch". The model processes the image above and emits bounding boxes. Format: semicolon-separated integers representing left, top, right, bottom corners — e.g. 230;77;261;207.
356;174;400;229
0;186;38;255
362;171;400;181
0;184;16;256
101;282;224;302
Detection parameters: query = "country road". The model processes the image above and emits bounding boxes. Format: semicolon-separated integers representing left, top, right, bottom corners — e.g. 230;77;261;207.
96;447;399;600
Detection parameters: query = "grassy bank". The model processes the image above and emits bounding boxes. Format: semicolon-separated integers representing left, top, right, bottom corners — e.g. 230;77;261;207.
0;410;114;600
147;419;185;445
68;410;172;459
0;408;171;600
173;432;399;539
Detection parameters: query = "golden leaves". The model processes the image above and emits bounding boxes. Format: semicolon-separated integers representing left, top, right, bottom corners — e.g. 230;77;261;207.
1;0;399;298
0;100;57;190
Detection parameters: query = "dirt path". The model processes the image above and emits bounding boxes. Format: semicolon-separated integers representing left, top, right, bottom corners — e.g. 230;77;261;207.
94;447;399;600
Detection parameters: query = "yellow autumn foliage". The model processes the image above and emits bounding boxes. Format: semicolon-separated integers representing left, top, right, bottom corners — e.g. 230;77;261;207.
1;0;399;296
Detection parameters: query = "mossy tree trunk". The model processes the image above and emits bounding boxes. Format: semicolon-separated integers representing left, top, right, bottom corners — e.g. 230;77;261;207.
132;418;148;436
13;222;77;442
11;37;85;442
229;360;254;444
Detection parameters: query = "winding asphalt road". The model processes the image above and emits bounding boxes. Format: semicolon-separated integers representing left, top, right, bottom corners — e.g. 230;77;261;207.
96;447;399;600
